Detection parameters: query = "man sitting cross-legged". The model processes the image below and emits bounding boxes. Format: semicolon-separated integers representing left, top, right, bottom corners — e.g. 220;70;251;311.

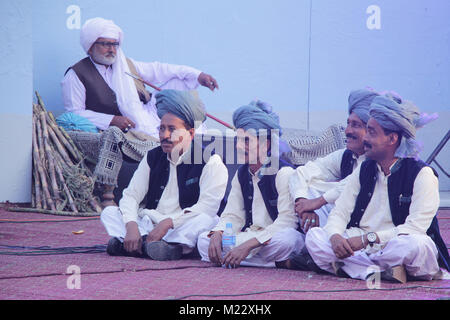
198;100;303;268
305;93;450;282
101;90;228;260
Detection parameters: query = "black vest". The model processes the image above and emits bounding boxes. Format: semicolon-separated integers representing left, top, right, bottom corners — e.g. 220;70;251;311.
348;158;449;271
237;159;293;232
66;57;122;116
340;149;356;179
145;145;207;210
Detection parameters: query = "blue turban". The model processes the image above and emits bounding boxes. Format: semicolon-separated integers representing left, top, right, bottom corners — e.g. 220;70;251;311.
369;94;438;158
155;89;206;129
348;89;380;123
232;100;282;135
56;112;99;133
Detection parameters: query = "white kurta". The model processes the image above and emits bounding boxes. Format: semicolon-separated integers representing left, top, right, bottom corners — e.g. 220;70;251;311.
289;148;366;205
100;148;228;251
306;160;441;280
119;151;228;228
61;57;202;136
197;166;304;267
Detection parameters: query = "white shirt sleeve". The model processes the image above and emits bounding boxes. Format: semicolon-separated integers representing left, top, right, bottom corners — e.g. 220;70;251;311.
377;166;440;243
131;59;202;90
212;173;247;235
172;154;229;228
119;156;150;224
61;69;114;130
255;167;299;244
289;149;345;203
323;165;362;239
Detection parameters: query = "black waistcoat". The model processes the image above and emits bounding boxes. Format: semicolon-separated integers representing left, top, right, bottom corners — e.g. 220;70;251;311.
347;158;449;271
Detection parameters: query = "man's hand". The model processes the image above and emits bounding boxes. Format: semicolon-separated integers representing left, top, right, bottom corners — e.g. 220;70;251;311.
110;116;136;131
208;231;223;265
222;238;260;269
330;234;354;259
147;218;173;242
300;211;320;233
295;197;327;215
198;72;219;91
124;221;142;254
347;235;366;252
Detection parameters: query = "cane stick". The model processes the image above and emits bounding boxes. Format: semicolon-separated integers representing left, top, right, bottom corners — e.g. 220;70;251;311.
125;72;236;130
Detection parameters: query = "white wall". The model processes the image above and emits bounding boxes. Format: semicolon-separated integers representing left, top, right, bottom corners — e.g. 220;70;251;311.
0;0;33;202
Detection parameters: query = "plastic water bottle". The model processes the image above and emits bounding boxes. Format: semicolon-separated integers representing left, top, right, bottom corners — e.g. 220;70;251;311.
222;222;236;268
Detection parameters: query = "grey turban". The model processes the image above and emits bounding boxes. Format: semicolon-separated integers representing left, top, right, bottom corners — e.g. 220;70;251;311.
156;89;206;129
369;95;438;158
348;89;380;123
232;100;282;134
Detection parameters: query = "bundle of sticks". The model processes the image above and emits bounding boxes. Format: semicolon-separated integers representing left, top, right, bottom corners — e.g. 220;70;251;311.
20;92;102;216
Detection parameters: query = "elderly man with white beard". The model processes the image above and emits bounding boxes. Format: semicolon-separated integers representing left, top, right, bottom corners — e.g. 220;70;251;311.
61;17;219;207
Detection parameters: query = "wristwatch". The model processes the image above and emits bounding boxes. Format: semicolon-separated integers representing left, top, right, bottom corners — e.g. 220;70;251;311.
366;232;377;247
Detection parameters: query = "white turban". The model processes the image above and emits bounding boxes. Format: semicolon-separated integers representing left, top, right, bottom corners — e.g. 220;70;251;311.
80;17;123;53
79;18;158;135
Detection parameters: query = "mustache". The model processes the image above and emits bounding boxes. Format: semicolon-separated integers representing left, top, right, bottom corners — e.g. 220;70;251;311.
346;133;358;140
363;141;372;149
161;138;173;145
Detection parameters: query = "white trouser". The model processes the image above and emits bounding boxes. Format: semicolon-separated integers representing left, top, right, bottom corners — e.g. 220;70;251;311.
197;228;305;268
101;206;218;254
307;188;334;227
306;227;441;280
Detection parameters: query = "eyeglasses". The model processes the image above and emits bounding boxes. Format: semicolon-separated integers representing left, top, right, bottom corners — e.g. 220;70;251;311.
94;41;120;49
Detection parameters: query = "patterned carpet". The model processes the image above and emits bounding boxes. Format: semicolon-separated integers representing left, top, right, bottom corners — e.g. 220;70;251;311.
0;206;449;301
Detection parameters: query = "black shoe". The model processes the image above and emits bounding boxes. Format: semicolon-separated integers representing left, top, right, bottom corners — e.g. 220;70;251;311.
287;251;327;274
106;237;127;256
145;240;183;261
106;237;145;258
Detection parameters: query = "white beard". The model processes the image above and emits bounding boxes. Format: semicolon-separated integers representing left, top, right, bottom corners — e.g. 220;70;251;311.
91;51;116;66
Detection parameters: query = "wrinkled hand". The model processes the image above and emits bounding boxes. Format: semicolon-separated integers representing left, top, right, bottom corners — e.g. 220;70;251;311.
222;238;260;269
208;231;223;265
124;221;142;254
295;197;327;215
300;211;320;233
198;72;219;91
330;234;354;259
347;236;366;252
147;218;173;242
110;116;136;131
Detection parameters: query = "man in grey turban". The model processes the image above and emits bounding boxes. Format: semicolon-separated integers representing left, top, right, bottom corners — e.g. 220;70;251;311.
285;89;378;271
305;93;449;283
197;100;303;269
101;90;228;261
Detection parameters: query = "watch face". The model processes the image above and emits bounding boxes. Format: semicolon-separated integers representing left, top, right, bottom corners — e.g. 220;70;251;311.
367;233;377;243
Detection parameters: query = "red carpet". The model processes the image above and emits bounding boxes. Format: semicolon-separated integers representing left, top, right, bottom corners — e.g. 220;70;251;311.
0;207;449;300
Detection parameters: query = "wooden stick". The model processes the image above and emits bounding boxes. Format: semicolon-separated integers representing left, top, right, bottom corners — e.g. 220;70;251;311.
125;72;236;130
53;160;79;213
40;111;61;206
32;114;55;211
32;119;42;209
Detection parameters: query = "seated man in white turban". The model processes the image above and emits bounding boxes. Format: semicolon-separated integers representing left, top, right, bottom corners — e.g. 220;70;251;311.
305;93;449;283
61;17;219;207
62;17;218;136
285;89;379;270
101;90;228;261
197;100;303;268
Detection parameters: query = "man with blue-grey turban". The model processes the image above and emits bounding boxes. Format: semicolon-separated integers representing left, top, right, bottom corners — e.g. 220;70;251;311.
101;90;228;261
285;89;378;271
306;92;449;283
198;100;303;269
